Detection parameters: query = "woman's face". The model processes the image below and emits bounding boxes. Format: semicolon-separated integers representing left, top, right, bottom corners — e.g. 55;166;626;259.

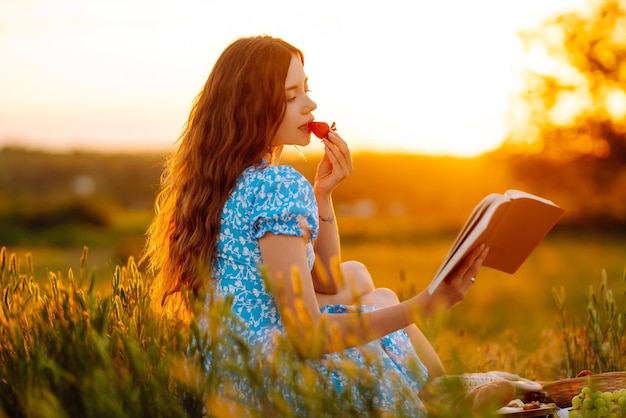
271;54;317;147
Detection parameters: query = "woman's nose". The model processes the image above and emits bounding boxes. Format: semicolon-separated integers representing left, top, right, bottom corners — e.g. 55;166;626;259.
306;96;317;112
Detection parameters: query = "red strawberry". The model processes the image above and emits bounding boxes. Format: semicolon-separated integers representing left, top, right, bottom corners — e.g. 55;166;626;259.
308;121;330;139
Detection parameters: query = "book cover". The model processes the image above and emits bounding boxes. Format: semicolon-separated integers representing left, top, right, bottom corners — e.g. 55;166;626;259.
428;190;565;294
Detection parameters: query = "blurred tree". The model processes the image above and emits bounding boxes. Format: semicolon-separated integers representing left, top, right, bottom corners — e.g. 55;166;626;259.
503;0;626;227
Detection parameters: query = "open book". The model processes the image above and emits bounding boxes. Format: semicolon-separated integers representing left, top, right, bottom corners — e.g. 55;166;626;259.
428;190;565;294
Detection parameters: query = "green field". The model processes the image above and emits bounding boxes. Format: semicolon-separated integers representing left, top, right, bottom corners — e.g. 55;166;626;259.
2;148;626;385
8;228;625;375
342;231;625;328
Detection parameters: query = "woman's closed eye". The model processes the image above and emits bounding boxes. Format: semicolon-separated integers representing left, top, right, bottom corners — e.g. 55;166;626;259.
288;91;310;102
286;83;311;102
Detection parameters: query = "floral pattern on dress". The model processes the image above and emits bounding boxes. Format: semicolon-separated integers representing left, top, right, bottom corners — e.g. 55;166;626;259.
206;162;428;416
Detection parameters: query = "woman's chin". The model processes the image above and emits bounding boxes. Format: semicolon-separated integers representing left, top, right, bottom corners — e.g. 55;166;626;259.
293;136;311;147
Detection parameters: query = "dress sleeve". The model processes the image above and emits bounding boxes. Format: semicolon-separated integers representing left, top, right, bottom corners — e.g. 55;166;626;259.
251;166;319;241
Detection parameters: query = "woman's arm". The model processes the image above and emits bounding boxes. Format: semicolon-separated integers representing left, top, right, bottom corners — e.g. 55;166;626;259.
311;130;352;294
311;192;340;294
259;232;489;358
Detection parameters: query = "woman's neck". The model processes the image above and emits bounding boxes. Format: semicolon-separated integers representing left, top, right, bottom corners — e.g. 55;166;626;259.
265;145;284;165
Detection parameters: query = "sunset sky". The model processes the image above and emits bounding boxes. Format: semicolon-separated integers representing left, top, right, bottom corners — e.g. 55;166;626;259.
0;0;589;157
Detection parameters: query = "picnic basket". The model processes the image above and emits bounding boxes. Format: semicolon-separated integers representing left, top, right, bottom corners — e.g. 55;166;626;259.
541;371;626;408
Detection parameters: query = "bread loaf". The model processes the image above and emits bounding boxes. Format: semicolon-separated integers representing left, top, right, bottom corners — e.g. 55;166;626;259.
468;380;516;413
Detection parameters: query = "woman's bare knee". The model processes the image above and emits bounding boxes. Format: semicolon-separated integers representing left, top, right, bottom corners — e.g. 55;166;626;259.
361;287;400;308
318;261;401;308
340;261;375;296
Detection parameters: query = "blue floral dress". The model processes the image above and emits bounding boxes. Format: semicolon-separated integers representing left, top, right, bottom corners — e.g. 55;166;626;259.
209;162;428;416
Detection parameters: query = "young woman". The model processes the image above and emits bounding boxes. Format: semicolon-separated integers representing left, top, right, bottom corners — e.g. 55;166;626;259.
143;35;489;415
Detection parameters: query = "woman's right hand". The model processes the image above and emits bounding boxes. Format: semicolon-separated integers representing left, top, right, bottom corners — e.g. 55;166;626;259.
313;130;353;197
414;244;489;317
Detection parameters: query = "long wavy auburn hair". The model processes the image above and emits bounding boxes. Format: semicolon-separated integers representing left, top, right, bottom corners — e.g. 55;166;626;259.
142;36;304;306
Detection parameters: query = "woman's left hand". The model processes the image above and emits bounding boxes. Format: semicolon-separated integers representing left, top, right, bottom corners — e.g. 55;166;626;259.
427;244;489;314
314;130;353;196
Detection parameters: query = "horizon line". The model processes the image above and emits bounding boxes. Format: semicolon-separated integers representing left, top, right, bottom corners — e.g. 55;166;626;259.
0;143;496;159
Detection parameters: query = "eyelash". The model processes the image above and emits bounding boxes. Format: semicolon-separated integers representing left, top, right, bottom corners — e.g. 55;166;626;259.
287;89;310;103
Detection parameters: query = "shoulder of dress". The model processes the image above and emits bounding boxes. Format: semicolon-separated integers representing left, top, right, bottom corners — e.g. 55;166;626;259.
249;164;306;183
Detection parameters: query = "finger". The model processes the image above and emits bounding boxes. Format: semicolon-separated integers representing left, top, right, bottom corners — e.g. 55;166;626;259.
326;130;346;146
322;140;351;174
469;244;489;266
474;244;489;267
323;138;353;175
453;244;486;279
325;146;349;179
326;131;351;160
324;152;351;180
466;245;490;280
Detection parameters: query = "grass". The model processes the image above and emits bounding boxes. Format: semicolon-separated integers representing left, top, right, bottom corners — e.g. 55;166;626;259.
0;247;470;417
13;228;626;343
346;230;625;339
2;229;625;416
2;148;626;414
338;229;626;382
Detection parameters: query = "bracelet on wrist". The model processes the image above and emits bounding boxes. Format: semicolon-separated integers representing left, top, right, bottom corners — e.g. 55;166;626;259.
319;215;334;224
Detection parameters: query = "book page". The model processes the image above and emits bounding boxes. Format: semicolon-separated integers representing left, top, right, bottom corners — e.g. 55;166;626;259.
443;194;503;260
428;194;510;293
505;190;558;207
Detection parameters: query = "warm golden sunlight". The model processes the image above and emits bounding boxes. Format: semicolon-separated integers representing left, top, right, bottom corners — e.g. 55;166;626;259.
2;3;626;414
0;0;589;157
